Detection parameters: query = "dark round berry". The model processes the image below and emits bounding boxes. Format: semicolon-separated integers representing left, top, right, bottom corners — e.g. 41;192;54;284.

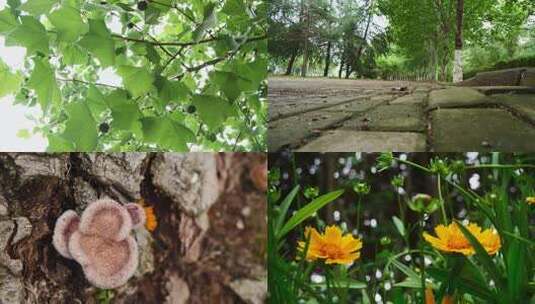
100;1;107;4
127;22;135;29
186;105;196;114
137;1;148;11
99;123;110;134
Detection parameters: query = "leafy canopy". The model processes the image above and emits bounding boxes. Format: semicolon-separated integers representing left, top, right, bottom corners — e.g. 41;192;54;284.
0;0;267;151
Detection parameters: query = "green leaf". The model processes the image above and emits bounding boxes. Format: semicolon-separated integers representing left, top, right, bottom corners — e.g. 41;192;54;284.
192;94;237;130
0;60;22;98
27;58;61;110
192;2;217;42
20;0;57;15
392;216;406;237
48;5;88;42
141;116;195;151
0;9;18;34
79;19;115;67
312;279;366;289
211;71;251;101
277;189;344;239
16;129;30;139
46;133;75;152
116;65;154;98
274;185;300;238
60;43;88;65
86;85;107;118
62;101;98;151
155;76;190;106
6;16;49;55
106;90;142;133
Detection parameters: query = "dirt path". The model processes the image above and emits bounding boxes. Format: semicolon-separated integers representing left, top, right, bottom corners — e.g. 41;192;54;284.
268;76;535;152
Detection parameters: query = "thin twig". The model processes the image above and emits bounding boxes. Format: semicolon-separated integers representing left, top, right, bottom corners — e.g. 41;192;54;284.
57;78;121;89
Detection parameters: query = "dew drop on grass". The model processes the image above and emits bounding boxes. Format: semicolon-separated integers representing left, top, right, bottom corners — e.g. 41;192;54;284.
370;218;377;228
404;254;412;262
384;281;392;291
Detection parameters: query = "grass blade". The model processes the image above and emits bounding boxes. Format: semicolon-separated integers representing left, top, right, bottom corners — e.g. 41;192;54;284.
456;222;504;291
274;185;300;237
277;189;344;239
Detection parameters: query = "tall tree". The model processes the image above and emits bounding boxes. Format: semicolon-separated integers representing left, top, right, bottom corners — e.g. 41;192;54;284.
453;0;464;83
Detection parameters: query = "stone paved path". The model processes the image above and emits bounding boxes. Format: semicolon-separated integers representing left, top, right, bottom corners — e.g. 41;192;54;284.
268;71;535;152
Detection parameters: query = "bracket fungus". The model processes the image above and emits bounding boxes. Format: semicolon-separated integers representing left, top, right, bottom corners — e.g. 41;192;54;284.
53;199;146;289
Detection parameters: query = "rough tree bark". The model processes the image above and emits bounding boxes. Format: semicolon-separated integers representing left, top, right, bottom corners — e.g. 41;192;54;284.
323;0;334;77
452;0;464;83
0;153;266;304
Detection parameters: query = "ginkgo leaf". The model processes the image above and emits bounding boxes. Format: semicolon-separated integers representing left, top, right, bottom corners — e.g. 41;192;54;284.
79;19;115;67
116;65;154;98
192;94;237;129
27;58;61;110
62;101;98;151
141;116;195;151
20;0;57;15
0;60;22;98
49;5;88;42
0;9;17;34
6;16;49;55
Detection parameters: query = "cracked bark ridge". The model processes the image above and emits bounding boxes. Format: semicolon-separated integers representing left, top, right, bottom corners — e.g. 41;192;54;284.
151;153;221;216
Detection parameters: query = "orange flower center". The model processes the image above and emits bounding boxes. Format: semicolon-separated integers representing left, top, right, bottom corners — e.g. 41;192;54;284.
447;236;470;249
320;243;345;259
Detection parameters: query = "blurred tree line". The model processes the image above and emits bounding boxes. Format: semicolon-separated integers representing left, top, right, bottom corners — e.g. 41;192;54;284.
268;0;535;82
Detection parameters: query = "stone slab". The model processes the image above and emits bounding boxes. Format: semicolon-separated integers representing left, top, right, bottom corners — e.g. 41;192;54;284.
322;97;387;114
520;69;535;86
268;111;350;151
268;95;370;121
297;130;427;152
430;108;535;151
459;68;524;86
428;87;492;110
342;104;425;132
493;94;535;123
474;86;535;95
389;93;427;105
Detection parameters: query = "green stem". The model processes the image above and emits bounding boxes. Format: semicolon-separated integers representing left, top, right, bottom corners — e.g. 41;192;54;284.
466;164;535;170
395;158;432;173
356;196;362;232
419;213;426;304
437;174;447;224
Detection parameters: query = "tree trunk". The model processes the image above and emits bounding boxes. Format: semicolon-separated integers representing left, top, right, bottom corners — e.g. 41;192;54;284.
452;0;464;83
0;153;266;304
323;41;332;77
300;1;310;77
338;54;344;78
286;50;298;75
353;0;374;78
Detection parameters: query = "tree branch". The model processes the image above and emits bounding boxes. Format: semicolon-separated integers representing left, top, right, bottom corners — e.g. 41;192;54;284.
57;78;121;89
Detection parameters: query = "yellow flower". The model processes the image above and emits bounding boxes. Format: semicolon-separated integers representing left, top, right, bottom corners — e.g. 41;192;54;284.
297;225;362;265
423;222;501;256
425;288;454;304
526;197;535;205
